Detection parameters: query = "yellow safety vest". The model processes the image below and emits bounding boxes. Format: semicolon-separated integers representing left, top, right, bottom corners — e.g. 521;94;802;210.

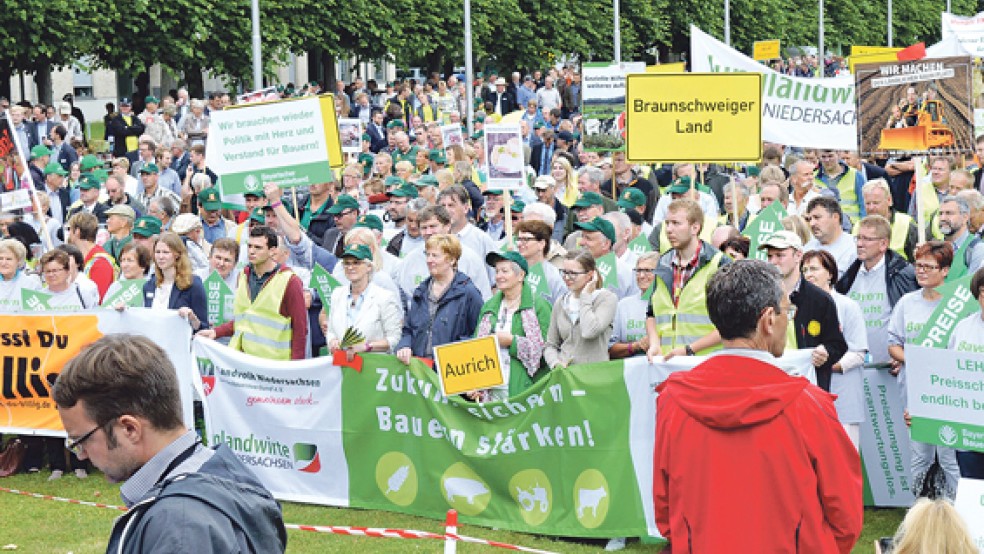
851;212;913;260
649;251;723;354
815;167;860;223
230;269;294;360
657;216;717;254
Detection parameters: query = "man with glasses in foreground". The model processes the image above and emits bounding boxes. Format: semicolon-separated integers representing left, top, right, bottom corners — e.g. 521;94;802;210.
654;260;862;553
54;334;287;552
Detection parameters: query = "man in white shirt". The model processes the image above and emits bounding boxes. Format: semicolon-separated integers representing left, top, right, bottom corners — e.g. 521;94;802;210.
788;159;822;215
536;76;562;113
804;196;857;279
438;184;496;263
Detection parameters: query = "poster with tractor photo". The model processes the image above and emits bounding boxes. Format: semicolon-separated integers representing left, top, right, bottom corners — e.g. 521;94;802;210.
856;56;973;157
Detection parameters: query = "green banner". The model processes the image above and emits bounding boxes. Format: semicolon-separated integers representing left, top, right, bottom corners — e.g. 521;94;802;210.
101;279;145;308
743;201;787;262
21;288;52;311
204;271;235;326
595;252;618;291
914;275;976;348
309;263;341;311
342;355;646;536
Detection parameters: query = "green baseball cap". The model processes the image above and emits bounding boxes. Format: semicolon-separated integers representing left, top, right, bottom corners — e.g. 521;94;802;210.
358;153;374;165
470;130;484;140
248;207;266;224
78;175;101;190
354;214;383;232
79;154;102;172
511;199;526;213
482;189;503;196
386;120;405;129
341;244;374;261
384;176;406;188
31;145;51;159
617;188;647;210
90;169;110;183
415;175;438;188
572;191;605;209
387;185;418;198
327;194;360;214
139;163;160;174
44;161;67;176
486;250;528;274
145;95;159;104
133;216;162;237
575;217;616;244
199;187;222;211
361;133;371;142
428;149;447;164
667;176;694;195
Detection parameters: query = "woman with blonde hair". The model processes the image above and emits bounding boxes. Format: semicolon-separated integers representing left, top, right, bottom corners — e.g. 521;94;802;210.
0;238;42;311
782;214;813;246
889;497;976;554
446;144;466;166
141;232;208;330
332;224;402;298
549;156;579;207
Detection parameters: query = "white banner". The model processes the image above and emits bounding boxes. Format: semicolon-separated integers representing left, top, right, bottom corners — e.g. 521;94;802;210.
690;26;857;149
954;478;984;552
193;337;348;506
860;369;915;507
907;345;984;451
942;12;984;57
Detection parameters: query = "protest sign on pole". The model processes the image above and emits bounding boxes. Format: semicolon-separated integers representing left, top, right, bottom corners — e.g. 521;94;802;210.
753;40;781;61
0;311;194;436
581;62;645;152
433;336;505;396
907;345;984;452
203;271;235;326
742;201;789;262
483;124;524;190
101;279;145;308
338;118;363;154
0;189;31;212
855;56;973;158
690;26;857;150
624;73;761;163
206;95;344;209
860;368;915;507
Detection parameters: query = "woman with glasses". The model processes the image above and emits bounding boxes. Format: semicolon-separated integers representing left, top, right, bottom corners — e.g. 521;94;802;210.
37;249;94;310
323;245;403;359
0;238;41;311
801;250;868;449
513;220;566;304
544;251;617;369
609;251;659;360
396;234;484;365
472;251;551;401
888;241;958;499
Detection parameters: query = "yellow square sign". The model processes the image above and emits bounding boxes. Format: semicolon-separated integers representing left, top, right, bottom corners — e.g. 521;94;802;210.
625;73;762;163
434;335;504;396
753;40;780;61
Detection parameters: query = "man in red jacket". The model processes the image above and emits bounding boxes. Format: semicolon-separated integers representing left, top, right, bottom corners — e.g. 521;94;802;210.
654;260;862;553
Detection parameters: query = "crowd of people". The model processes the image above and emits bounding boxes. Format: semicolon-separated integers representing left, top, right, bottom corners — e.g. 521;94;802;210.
1;66;984;551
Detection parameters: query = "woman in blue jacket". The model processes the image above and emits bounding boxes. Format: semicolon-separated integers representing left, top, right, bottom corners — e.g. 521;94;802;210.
396;234;483;364
142;231;208;330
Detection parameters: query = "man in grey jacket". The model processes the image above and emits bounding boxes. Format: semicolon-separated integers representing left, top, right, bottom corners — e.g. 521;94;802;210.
53;334;287;553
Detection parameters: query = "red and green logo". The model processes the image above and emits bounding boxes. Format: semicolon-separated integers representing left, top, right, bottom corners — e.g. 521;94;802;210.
196;358;217;396
293;443;321;473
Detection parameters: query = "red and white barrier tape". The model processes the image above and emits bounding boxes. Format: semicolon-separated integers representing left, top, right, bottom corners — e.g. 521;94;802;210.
0;486;557;554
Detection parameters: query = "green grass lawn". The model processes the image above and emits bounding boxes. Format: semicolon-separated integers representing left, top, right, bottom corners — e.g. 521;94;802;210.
0;470;903;553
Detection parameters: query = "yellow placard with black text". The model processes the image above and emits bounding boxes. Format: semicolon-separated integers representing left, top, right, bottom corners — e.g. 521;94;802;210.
434;336;505;396
625;73;762;163
753;40;781;61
